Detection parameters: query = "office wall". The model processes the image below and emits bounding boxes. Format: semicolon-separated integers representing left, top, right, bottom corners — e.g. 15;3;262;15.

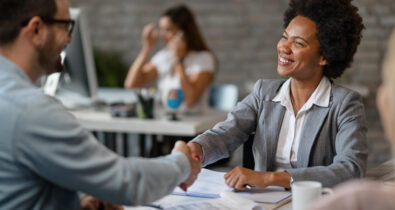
69;0;395;167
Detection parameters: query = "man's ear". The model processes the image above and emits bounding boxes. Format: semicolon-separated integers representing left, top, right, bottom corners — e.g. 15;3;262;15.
23;16;47;47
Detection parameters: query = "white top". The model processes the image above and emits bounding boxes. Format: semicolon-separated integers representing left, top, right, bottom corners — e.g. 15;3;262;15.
151;48;215;113
272;77;331;170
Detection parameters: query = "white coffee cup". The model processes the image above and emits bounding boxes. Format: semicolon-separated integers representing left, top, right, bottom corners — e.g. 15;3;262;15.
292;181;332;210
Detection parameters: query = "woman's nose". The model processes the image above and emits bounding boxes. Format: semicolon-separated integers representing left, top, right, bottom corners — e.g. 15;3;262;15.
277;40;291;54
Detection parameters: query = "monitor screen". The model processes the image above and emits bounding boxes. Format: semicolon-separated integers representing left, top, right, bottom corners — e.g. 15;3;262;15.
57;8;98;102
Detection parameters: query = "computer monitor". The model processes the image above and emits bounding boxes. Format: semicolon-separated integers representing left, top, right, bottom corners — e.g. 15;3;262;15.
55;8;98;107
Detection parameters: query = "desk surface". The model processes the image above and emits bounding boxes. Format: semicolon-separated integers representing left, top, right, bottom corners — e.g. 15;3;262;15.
70;108;227;136
124;194;292;210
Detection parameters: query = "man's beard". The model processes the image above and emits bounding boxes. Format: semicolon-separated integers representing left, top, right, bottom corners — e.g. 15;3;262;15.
38;32;64;75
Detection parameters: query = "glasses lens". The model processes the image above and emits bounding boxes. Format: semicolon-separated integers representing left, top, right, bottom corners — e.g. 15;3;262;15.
68;21;75;35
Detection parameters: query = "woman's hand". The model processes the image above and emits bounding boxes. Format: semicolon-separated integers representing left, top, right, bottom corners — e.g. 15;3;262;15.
225;167;291;190
224;166;275;190
186;142;204;162
168;32;187;60
141;23;158;51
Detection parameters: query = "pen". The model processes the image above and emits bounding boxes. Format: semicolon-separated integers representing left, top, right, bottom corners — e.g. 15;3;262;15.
143;204;163;209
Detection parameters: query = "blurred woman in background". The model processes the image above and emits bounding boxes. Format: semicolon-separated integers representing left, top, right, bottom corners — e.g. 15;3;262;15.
124;4;216;114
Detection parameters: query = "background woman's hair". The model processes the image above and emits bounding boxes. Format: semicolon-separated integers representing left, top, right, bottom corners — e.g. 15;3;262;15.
162;4;218;72
162;4;209;52
283;0;364;79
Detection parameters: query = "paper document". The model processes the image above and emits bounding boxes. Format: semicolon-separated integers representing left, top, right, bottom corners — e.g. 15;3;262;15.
172;168;232;198
164;191;263;210
172;168;291;204
236;186;291;204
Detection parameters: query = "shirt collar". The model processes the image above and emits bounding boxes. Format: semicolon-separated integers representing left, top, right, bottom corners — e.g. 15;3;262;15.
310;76;331;108
272;77;331;112
272;79;292;109
0;55;32;83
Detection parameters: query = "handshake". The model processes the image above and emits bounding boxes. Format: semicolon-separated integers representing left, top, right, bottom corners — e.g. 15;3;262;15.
171;141;204;191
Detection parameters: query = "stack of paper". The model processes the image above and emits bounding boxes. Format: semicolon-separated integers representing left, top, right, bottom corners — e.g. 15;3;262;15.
172;168;231;198
165;191;263;210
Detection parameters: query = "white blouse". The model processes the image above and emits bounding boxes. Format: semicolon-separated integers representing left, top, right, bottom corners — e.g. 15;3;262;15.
272;77;331;170
151;48;215;113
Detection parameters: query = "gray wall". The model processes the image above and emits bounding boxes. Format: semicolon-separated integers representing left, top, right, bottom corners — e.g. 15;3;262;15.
69;0;395;168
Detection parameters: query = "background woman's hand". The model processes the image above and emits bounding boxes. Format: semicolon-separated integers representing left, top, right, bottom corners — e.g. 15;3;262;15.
168;32;187;60
142;23;158;51
224;166;274;190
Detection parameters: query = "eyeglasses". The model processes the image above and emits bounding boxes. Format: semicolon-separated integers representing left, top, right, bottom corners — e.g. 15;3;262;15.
40;17;75;36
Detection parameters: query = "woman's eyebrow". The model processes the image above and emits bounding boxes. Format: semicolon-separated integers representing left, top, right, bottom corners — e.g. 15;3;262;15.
284;31;309;44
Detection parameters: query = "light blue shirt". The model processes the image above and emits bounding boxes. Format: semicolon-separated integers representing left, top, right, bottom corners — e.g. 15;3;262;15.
0;55;190;210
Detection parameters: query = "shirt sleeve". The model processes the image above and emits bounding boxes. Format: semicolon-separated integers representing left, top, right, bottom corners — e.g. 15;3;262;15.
151;49;175;76
186;52;215;75
308;180;395;210
191;80;262;166
12;97;190;206
150;50;163;69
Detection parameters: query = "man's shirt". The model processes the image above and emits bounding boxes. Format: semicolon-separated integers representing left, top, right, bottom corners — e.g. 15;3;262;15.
0;55;190;210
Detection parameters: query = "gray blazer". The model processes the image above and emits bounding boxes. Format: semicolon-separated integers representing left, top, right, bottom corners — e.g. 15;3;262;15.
192;79;368;187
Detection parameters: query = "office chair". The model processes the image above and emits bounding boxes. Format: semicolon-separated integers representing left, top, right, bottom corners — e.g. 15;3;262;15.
208;84;256;169
209;84;238;111
243;133;255;170
206;84;239;166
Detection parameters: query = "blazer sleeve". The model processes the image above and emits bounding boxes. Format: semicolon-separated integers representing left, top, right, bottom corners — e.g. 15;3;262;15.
192;80;264;166
13;98;190;206
286;90;368;187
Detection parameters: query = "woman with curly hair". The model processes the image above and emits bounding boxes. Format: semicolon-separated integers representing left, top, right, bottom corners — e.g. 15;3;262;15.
308;29;395;210
187;0;367;189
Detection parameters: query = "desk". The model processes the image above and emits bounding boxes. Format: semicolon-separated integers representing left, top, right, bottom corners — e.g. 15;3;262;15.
124;194;292;210
66;88;227;156
69;108;227;136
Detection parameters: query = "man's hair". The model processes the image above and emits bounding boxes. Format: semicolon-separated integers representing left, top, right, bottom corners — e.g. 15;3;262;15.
283;0;364;79
0;0;57;45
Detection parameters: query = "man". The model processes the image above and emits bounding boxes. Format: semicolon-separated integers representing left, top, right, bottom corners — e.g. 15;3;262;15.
0;0;201;209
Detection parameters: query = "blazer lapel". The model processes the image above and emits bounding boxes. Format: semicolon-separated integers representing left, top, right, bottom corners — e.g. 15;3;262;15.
296;105;330;168
262;102;286;170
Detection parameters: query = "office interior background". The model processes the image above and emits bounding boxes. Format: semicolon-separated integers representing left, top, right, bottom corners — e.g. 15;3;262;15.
68;0;395;168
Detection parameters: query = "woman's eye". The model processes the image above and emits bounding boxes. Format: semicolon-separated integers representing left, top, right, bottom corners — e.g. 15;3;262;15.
295;42;304;47
281;35;288;40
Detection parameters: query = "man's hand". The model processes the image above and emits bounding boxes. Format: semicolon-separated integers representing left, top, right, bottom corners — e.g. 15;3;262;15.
80;195;124;210
172;141;202;191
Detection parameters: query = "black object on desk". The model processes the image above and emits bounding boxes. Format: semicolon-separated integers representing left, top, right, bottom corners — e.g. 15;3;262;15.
136;92;154;119
110;104;136;118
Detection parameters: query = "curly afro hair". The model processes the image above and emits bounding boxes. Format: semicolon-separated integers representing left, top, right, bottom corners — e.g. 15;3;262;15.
283;0;364;79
